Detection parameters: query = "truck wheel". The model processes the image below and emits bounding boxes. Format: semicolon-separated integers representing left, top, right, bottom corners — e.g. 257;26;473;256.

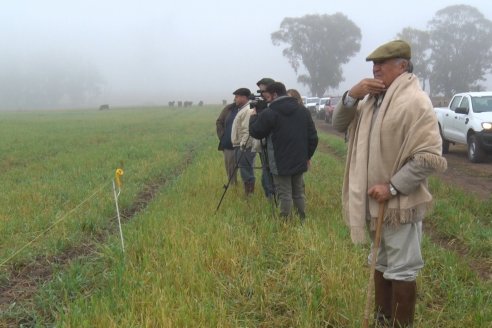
442;139;450;154
468;135;485;163
439;127;449;154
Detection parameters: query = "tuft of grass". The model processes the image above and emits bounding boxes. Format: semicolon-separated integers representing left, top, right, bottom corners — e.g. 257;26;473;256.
429;177;492;259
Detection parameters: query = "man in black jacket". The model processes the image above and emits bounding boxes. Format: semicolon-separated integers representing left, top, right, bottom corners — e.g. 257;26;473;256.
249;82;318;219
255;77;276;200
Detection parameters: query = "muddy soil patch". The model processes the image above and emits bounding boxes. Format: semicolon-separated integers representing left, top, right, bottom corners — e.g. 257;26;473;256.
316;120;492;201
437;144;492;201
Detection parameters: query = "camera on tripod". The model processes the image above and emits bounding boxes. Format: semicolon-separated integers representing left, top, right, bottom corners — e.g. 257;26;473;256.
249;90;268;112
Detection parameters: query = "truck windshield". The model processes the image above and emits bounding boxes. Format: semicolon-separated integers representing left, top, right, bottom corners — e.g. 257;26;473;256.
471;96;492;113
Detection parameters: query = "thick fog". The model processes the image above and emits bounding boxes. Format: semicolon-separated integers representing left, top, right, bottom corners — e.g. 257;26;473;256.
1;0;491;109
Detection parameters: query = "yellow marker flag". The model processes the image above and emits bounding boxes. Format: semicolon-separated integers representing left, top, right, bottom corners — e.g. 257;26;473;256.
115;168;124;188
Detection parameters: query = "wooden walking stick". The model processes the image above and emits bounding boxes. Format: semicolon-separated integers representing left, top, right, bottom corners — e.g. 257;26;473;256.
362;202;386;328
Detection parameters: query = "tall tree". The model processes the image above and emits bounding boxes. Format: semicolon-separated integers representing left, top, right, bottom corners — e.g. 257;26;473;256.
428;5;492;97
396;27;431;91
271;13;361;97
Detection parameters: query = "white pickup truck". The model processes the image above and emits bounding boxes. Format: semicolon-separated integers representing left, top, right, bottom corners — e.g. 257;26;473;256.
434;92;492;162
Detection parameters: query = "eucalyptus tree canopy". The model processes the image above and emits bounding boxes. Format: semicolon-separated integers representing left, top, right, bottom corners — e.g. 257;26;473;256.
428;5;492;97
397;27;432;91
271;13;361;97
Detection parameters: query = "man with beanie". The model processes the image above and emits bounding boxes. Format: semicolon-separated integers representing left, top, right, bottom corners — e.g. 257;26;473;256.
332;40;447;327
255;77;276;200
249;82;318;220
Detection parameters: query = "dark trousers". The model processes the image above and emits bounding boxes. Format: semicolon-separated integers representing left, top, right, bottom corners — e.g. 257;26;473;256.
222;149;237;185
235;147;256;183
259;151;275;197
272;173;305;218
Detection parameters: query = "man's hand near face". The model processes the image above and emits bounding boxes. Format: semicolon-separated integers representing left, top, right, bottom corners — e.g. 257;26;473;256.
349;78;386;99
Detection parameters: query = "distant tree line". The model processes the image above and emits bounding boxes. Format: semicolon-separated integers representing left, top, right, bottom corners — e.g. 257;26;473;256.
272;4;492;98
0;54;104;110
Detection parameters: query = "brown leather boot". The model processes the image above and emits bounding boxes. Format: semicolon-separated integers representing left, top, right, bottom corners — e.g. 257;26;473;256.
374;270;392;326
248;181;255;194
244;182;255;196
391;280;416;327
243;182;250;196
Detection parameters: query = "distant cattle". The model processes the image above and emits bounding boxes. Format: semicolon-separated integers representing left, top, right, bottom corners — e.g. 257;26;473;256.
99;104;110;110
198;101;204;106
174;101;196;108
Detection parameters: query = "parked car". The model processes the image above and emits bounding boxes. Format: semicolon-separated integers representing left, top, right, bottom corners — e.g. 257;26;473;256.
316;97;330;119
324;96;341;123
305;97;319;115
434;91;492;162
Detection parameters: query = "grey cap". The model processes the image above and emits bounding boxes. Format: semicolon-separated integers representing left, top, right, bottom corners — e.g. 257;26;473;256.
366;40;411;62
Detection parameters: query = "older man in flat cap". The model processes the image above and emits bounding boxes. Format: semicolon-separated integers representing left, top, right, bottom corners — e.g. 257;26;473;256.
333;40;447;327
231;88;258;196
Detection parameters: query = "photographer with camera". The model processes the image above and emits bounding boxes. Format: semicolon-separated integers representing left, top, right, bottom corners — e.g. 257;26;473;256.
231;88;257;196
251;78;276;200
249;82;318;220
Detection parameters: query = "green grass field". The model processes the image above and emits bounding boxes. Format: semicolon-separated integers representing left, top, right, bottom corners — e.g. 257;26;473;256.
0;106;490;327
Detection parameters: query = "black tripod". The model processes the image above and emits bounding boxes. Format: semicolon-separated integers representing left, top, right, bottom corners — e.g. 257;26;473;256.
215;145;247;212
258;139;278;216
215;137;277;215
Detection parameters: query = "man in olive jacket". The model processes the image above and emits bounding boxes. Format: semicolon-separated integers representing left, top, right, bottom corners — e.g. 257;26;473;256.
216;102;239;185
249;82;318;219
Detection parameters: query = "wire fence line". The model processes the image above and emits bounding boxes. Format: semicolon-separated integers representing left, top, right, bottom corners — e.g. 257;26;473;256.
0;180;112;269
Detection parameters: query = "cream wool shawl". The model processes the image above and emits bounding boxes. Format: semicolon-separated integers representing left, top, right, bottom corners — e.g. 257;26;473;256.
343;73;447;244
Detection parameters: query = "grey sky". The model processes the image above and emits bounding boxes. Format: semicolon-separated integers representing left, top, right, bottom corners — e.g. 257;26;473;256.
1;0;491;108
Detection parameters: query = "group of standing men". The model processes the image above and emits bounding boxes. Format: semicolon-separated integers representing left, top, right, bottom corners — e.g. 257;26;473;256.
216;78;319;219
216;39;447;327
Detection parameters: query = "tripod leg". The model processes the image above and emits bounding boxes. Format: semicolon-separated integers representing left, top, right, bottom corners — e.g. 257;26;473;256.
262;148;278;207
258;149;277;218
215;148;245;212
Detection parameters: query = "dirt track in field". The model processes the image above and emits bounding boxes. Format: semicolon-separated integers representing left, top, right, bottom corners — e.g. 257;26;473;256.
315;120;492;200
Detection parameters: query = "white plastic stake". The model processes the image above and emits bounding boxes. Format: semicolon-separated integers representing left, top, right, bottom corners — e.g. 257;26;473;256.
112;180;125;253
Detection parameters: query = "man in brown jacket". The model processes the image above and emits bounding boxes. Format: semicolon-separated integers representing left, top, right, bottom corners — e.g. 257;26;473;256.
216;101;239;186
